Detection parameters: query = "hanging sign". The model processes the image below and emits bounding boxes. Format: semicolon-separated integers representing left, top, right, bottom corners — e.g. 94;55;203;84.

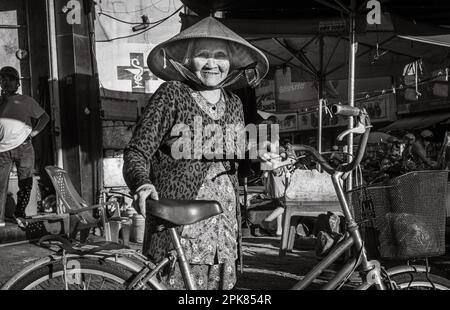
257;111;297;132
358;94;396;122
117;53;155;93
255;79;276;111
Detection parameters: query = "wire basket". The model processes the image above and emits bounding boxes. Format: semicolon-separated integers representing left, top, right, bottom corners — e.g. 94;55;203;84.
350;170;448;260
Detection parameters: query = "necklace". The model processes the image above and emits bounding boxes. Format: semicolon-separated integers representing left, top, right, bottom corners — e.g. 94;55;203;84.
198;91;222;110
191;90;225;120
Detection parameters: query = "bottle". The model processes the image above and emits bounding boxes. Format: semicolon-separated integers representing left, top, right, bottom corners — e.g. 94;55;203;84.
131;214;145;243
124;206;137;218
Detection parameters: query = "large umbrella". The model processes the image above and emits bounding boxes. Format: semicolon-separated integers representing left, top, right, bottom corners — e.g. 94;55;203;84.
180;2;450;142
180;1;450;81
180;0;450;189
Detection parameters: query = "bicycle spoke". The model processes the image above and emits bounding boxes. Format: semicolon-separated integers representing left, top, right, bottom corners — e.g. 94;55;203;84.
99;278;106;290
86;274;92;290
20;267;130;290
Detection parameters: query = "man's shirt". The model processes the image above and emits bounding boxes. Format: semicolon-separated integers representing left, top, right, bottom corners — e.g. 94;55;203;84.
0;94;45;152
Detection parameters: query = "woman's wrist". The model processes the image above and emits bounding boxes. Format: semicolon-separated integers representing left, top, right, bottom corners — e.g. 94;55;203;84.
134;183;153;194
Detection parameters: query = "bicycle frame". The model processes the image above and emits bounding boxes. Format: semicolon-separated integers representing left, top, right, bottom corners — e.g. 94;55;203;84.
127;227;199;290
2;241;429;290
136;168;385;290
2;106;437;291
291;171;386;290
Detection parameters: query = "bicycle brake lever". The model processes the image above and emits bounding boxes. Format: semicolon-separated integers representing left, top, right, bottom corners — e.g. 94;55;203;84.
337;120;366;141
337;110;372;142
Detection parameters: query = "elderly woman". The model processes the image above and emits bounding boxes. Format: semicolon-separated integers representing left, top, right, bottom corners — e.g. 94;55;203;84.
123;17;268;290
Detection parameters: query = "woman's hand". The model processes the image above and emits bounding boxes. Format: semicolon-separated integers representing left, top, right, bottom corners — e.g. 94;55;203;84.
260;152;296;170
260;152;282;170
134;184;159;218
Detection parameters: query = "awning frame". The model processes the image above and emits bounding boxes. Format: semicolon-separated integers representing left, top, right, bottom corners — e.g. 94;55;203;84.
380;112;450;132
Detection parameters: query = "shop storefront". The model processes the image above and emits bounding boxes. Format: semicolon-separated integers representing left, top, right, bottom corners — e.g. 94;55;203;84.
0;0;106;243
0;0;51;226
380;63;450;166
255;65;398;151
0;0;185;243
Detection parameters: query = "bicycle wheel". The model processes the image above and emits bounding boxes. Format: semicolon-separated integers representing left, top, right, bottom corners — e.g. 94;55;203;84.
390;272;450;290
8;258;136;290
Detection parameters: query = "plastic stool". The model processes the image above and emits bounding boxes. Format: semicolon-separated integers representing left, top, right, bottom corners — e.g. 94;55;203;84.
279;200;342;256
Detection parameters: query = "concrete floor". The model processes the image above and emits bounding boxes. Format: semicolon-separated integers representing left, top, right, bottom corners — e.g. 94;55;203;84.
0;234;342;289
0;232;449;290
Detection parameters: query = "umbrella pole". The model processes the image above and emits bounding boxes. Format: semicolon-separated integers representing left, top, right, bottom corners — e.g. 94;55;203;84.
317;36;324;161
347;4;357;192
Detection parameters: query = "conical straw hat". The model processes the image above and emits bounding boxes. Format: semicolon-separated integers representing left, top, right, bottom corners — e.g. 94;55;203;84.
147;16;269;88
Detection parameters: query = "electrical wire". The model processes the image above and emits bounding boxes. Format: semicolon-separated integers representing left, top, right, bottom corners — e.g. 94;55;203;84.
150;0;175;13
95;6;183;43
95;19;164;42
97;0;165;14
98;4;181;25
98;12;142;25
295;69;449;115
353;69;449;103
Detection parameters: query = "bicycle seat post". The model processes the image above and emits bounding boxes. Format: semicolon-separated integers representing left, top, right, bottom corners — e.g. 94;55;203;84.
168;227;197;290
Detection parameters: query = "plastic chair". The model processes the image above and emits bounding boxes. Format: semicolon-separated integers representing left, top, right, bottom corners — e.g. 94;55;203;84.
279;200;343;256
45;166;121;243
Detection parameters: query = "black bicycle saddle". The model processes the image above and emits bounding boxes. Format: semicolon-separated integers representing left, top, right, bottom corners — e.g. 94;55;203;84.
146;198;223;226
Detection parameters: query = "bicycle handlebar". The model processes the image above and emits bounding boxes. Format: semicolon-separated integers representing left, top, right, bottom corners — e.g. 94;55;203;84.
290;144;336;174
331;104;361;117
290;105;371;175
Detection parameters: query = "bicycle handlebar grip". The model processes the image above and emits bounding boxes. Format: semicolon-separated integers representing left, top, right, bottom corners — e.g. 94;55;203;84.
290;144;335;175
332;104;361;117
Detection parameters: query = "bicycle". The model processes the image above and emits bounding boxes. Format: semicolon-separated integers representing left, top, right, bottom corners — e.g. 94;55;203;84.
2;104;450;290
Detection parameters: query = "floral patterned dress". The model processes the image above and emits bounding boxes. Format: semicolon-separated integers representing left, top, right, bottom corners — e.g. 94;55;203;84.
166;162;238;289
123;81;244;290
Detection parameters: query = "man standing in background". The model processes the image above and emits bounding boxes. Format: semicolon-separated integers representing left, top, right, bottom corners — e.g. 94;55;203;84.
0;66;49;227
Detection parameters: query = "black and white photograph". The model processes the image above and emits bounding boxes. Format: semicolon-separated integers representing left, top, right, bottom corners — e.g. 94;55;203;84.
0;0;450;298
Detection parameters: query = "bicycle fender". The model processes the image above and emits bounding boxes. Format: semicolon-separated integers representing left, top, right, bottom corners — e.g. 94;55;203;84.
385;265;429;276
354;265;430;290
1;253;164;290
1;255;58;290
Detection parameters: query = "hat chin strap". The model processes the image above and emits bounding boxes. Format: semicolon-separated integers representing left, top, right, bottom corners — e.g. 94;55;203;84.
168;58;258;91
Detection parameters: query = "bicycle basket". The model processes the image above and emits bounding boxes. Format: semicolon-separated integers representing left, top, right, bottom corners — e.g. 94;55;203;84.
350;170;448;260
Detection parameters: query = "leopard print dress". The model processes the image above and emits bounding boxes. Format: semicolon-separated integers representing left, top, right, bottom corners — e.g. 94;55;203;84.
123;81;243;290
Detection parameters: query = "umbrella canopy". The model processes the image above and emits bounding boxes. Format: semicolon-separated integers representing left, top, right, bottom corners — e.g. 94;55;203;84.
353;131;396;144
179;12;450;81
180;1;450;27
180;0;450;190
380;112;450;133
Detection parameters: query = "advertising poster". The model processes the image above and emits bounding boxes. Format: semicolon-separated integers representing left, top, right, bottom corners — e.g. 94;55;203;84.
255;79;276;111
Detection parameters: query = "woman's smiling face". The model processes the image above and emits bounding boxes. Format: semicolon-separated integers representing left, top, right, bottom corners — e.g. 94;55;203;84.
191;39;230;87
